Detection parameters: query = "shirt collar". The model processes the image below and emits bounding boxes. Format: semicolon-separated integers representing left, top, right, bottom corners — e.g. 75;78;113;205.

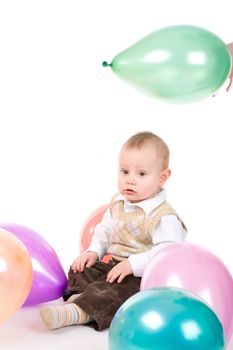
116;189;167;215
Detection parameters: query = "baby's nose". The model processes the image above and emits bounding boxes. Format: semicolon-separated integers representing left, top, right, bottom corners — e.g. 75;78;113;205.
127;176;136;185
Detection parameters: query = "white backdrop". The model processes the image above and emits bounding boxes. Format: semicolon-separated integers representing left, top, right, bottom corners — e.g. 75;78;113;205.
0;0;232;276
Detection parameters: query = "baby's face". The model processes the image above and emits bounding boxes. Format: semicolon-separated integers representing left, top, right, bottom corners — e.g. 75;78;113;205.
118;143;165;203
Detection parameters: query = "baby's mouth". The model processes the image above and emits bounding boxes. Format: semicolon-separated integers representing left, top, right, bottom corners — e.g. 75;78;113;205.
125;189;136;194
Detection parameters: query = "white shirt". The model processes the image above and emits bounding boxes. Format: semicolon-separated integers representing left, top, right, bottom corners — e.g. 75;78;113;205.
88;189;186;277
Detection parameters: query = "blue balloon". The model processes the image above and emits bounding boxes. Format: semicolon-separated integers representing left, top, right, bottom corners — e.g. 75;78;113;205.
109;287;224;350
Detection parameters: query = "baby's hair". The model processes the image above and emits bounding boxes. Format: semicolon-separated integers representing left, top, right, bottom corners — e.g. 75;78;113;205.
124;131;170;169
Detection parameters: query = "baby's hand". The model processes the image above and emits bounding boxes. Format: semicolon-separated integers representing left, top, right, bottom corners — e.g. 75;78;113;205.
71;251;98;273
106;260;133;283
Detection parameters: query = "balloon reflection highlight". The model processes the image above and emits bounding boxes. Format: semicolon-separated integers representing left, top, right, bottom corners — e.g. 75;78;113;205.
181;320;202;340
141;311;164;330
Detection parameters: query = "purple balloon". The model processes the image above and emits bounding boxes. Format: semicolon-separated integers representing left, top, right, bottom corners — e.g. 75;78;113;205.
141;243;233;344
0;223;67;306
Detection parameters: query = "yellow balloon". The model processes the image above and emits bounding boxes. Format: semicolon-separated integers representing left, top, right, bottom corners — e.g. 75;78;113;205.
0;228;33;325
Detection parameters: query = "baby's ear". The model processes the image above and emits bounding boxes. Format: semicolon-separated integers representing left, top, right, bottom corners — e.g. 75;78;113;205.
160;168;171;186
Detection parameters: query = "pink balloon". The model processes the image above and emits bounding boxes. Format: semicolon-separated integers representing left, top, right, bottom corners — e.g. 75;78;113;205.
80;204;112;263
0;223;67;306
141;243;233;344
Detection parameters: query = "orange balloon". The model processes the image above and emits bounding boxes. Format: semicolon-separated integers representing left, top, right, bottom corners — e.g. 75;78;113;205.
80;204;112;263
0;228;33;325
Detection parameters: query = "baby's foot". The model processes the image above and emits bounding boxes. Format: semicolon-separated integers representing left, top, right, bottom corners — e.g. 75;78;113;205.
40;304;79;329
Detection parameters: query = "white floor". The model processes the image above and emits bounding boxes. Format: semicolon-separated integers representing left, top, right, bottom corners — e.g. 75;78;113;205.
0;300;232;350
0;299;108;350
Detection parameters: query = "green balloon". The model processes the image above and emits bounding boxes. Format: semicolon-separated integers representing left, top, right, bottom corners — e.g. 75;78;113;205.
103;25;232;103
109;287;225;350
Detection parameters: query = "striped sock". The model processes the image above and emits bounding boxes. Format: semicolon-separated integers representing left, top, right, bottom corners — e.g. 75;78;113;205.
40;303;90;329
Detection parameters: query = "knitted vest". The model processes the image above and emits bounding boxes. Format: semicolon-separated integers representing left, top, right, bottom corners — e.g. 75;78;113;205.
107;198;186;261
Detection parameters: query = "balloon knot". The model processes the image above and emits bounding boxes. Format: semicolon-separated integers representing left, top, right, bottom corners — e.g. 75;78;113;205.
102;61;111;67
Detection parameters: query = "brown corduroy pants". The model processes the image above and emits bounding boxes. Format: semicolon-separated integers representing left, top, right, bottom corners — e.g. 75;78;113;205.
64;259;141;331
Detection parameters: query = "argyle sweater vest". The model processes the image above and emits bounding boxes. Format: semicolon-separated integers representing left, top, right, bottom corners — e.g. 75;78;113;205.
107;198;186;261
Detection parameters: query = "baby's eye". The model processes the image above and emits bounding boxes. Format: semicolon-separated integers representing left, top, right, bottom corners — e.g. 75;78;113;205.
139;171;146;177
121;169;128;175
